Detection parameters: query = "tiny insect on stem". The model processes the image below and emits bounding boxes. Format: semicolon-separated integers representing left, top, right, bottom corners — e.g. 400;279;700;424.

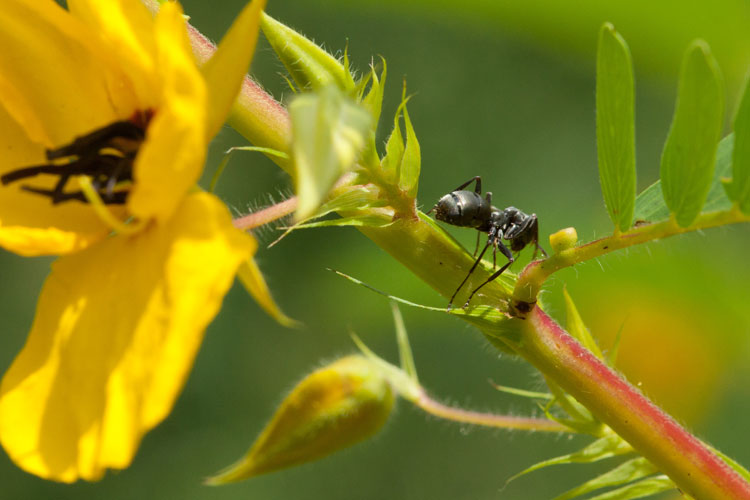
429;176;547;309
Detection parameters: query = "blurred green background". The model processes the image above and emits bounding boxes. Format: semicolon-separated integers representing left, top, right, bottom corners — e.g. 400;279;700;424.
2;1;750;498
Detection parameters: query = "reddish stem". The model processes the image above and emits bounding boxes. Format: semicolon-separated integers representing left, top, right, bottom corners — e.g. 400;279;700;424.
517;308;750;500
233;197;298;230
415;390;568;432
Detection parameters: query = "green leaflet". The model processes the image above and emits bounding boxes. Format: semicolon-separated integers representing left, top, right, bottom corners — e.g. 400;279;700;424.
290;85;371;220
359;60;388;169
381;87;421;197
542;383;601;435
586;475;675;500
260;13;353;92
490;382;552;400
289;214;392;230
563;287;604;359
360;59;387;131
391;302;419;383
381;97;407;185
606;320;626;367
554;457;658;500
508;435;633;483
399;95;421;198
596;23;636;233
269;188;386;246
660;40;725;227
634;134;734;222
723;76;750;213
311;187;386;218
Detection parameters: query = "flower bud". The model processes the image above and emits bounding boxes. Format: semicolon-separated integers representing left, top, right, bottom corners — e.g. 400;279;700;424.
206;355;394;484
549;227;578;253
260;13;354;92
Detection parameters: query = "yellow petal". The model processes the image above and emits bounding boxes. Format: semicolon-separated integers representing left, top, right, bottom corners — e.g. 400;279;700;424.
237;257;300;327
201;0;266;141
67;0;159;109
0;0;135;147
127;2;207;221
0;104;114;256
0;192;254;482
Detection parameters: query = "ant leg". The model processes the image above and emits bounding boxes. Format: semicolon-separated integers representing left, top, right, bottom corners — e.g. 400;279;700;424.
473;231;480;257
451;176;482;194
449;236;492;309
464;240;514;308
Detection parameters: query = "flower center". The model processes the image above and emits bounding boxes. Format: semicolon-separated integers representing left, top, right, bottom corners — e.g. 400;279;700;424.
1;110;153;205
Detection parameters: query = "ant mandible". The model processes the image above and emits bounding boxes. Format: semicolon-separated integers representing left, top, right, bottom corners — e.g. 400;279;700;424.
427;176;547;309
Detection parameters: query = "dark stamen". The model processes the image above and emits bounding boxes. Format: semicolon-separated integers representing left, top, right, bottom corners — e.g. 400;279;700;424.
2;112;151;205
20;186;128;205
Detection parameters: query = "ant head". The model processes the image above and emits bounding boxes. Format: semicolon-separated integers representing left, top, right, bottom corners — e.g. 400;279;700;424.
430;193;458;224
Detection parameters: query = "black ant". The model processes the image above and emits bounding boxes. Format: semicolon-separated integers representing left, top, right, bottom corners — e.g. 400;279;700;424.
427;176;547;309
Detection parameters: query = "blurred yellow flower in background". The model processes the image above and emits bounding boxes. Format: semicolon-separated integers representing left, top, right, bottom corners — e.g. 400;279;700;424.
0;0;269;482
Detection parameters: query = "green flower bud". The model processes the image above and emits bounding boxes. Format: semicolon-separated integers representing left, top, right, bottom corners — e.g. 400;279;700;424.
549;227;578;253
206;355;394;484
260;13;354;92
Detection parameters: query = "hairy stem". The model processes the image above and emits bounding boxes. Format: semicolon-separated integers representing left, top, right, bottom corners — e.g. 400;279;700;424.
514;207;750;305
414;389;569;433
515;308;750;500
233;196;298;230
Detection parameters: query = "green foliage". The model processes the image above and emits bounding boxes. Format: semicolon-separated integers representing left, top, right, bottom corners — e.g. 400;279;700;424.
596;23;636;232
289;85;371;219
584;476;675;500
660;40;725;227
724;77;750;213
563;287;603;359
391;302;419;383
359;59;387;132
271;187;388;244
509;435;633;482
554;457;659;500
634;134;734;222
260;13;354;91
381;87;421;198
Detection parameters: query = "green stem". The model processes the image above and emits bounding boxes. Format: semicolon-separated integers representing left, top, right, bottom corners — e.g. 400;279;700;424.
513;208;750;305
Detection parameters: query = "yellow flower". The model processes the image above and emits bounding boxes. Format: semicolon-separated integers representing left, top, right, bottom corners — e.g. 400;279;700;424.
0;0;271;482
